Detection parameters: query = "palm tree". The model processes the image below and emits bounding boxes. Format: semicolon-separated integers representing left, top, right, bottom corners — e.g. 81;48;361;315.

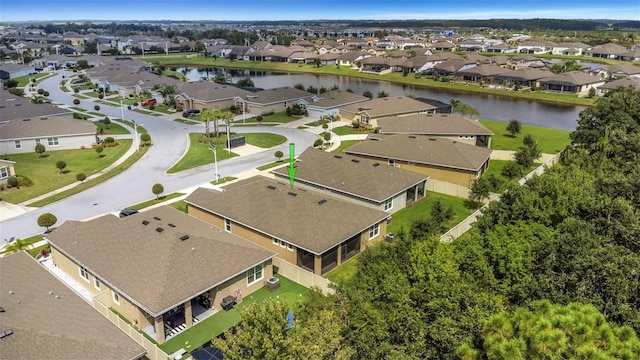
201;109;223;137
158;84;176;105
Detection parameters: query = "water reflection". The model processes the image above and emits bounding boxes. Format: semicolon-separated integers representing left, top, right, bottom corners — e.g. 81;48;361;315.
176;67;585;130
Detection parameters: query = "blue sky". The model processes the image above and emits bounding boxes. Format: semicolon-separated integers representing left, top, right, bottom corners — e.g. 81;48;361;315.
2;0;639;22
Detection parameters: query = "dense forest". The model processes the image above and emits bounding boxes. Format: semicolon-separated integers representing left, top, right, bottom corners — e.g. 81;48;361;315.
212;86;640;359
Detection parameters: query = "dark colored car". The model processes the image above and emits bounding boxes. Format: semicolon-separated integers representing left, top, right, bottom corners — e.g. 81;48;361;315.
185;109;201;116
119;208;139;218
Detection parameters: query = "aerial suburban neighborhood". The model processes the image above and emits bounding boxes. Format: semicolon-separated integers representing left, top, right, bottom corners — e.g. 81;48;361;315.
1;5;640;360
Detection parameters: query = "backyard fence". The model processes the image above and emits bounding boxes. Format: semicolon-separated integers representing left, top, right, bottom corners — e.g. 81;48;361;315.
273;257;335;295
440;151;563;243
92;291;170;360
426;179;471;199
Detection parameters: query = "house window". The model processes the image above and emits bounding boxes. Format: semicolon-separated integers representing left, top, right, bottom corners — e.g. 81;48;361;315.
368;223;380;240
247;264;263;286
14;140;21;149
79;266;89;282
383;198;393;211
94;278;101;290
272;238;278;246
48;137;59;146
287;243;294;251
0;167;9;179
388;159;395;166
280;240;286;248
35;138;41;145
113;292;120;305
224;218;231;232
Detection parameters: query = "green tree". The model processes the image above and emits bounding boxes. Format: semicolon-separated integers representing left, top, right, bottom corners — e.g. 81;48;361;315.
506;119;522;137
363;90;373;99
469;176;492;206
152;183;164;200
35;143;46;157
514;135;541;168
95;145;104;157
94;105;100;111
73;98;80;105
76;173;86;182
501;161;523;180
55;160;66;174
158;84;176;104
140;133;151;146
588;86;597;98
377;90;388;98
275;150;284;162
37;213;58;232
236;77;254;88
460;300;640;359
201;109;220;137
102;116;111;128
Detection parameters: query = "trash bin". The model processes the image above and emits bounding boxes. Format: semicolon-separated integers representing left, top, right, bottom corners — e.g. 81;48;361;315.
385;233;396;243
220;295;236;311
266;277;280;291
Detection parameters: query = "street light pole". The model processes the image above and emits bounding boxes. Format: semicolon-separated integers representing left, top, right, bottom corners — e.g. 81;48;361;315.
132;119;143;151
119;95;125;121
209;142;220;182
226;123;231;154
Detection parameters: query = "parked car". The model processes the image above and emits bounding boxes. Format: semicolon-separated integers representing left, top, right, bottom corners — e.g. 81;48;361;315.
140;99;157;106
119;208;139;218
185;109;200;116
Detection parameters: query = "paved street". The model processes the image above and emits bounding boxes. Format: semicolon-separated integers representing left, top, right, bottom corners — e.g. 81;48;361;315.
0;72;322;241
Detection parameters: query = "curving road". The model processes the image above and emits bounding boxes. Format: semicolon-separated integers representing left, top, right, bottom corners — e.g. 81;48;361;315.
0;72;317;240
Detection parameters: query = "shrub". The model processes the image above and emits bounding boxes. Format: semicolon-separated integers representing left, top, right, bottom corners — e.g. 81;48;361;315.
74;88;79;94
73;99;80;105
55;160;67;174
37;88;45;95
76;173;86;182
182;111;189;118
95;145;104;156
7;177;18;188
148;105;155;110
352;121;360;129
313;139;324;147
94;105;100;111
43;91;49;97
133;102;138;107
275;150;284;161
104;137;115;144
256;115;263;122
323;133;331;141
18;176;33;187
35;143;46;156
98;93;104;100
8;88;24;96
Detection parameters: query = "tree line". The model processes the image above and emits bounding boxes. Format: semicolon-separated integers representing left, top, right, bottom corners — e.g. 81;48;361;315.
211;86;640;359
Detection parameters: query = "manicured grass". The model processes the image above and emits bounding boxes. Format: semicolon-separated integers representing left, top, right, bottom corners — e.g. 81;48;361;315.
174;118;200;125
14;73;51;87
232;111;301;124
256;161;286;171
167;133;238;174
0;234;44;256
332;126;373;136
159;274;309;355
70;106;87;112
169;200;188;213
210;176;237;186
325;256;360;284
28;144;148;207
482;160;512;193
95;121;129;135
479;119;572;154
28;243;51;258
1;140;132;204
242;132;287;148
388;191;473;235
332;140;361;153
150;105;178;114
297;126;308;129
127;192;186;211
305;119;329;127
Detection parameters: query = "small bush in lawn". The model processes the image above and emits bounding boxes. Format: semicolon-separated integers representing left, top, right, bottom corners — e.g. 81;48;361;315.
43;91;49;96
256;115;263;122
7;177;18;188
313;139;323;147
352;121;360;129
76;173;87;182
104;137;115;144
37;88;45;95
183;111;189;118
18;176;34;187
73;99;80;105
98;93;104;100
94;105;100;111
148;105;155;110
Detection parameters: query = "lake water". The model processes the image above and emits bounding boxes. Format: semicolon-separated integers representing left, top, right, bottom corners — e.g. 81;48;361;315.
177;67;587;131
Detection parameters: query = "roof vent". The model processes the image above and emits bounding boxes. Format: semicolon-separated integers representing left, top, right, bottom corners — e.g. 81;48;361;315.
372;163;380;167
14;104;21;107
22;118;30;121
180;235;189;241
40;117;48;120
317;199;327;205
287;192;297;197
267;185;276;190
428;138;437;141
153;216;161;221
168;223;176;227
155;227;164;233
334;155;342;159
142;220;149;225
0;307;4;312
409;135;417;139
351;159;360;163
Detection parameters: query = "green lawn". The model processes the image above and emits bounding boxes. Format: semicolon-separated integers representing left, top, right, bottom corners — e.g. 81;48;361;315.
332;140;361;153
232;111;301;124
159;274;309;355
482;160;513;193
169;200;188;213
479;119;572;154
257;161;287;171
167;133;238;174
14;73;52;87
126;192;186;211
325;256;360;284
95;121;129;135
242;132;287;148
332;126;373;136
210;176;237;186
388;191;473;235
1;140;132;204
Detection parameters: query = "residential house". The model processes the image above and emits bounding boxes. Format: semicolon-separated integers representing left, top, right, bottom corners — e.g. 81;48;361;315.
345;134;492;187
88;67;180;98
238;86;316;115
493;68;554;89
539;71;605;96
174;81;253;111
272;147;429;214
185;176;390;276
304;89;370;119
517;40;556;54
416;52;464;73
586;43;628;59
340;96;437;126
357;56;392;74
0;88;71;121
0;63;36;80
431;41;455;52
0;159;15;183
455;64;509;83
337;51;371;68
0;114;97;154
457;39;484;52
596;77;640;96
508;55;548;70
485;43;517;53
598;64;640;80
46;206;277;344
375;113;493;147
431;58;476;76
63;31;84;45
551;42;590;56
0;252;147;360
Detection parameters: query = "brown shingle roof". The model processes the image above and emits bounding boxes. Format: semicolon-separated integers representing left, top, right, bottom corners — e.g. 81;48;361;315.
242;87;315;105
177;81;253;102
345;134;492;171
341;96;436;118
376;113;493;136
306;89;369;109
0;252;146;360
272;147;429;203
0;89;72;121
539;71;603;86
185;176;389;255
0;114;96;140
46;206;276;316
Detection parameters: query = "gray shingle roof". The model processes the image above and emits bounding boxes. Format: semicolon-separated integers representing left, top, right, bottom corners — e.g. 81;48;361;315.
242;86;315;105
0;252;146;360
177;81;253;102
45;206;276;316
345;134;492;171
306;89;369;109
272;147;429;203
376;113;493;136
185;176;389;255
0;114;96;140
539;71;603;86
0;89;72;121
341;96;436;118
